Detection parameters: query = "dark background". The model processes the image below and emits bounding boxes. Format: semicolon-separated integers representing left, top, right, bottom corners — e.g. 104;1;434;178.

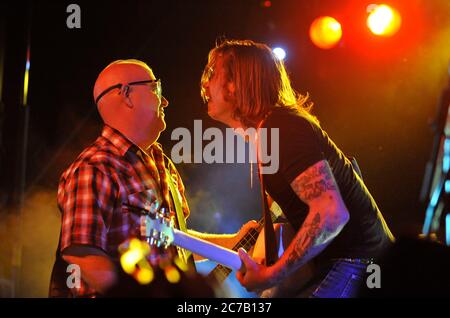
0;0;449;296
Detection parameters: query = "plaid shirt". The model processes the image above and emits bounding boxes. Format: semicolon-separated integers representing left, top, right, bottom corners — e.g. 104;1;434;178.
56;125;190;297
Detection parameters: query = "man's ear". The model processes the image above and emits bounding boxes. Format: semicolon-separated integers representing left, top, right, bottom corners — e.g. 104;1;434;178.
121;85;134;108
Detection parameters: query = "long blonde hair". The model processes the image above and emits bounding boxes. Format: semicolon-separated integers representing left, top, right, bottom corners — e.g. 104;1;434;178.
201;39;318;127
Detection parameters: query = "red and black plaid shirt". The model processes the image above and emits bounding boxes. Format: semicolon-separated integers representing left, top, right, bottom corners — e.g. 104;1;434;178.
56;125;190;297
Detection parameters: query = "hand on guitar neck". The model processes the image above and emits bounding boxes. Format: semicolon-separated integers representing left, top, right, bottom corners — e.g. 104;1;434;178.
237;223;316;297
188;220;260;261
235;223;291;293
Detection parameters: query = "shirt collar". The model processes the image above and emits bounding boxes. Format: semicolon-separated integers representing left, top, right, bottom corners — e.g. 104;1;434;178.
101;125;165;159
101;125;135;157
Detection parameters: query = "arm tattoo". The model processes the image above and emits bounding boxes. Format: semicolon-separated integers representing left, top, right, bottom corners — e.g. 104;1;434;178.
286;213;321;267
273;161;347;281
279;212;338;280
291;162;337;202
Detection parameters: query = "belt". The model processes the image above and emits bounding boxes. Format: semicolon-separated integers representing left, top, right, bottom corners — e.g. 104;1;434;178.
331;258;374;265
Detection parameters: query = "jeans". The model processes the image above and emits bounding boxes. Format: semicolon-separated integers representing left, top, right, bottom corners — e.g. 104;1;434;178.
311;259;369;298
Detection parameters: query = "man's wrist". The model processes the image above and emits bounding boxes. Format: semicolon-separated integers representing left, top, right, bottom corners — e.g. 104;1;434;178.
267;263;283;286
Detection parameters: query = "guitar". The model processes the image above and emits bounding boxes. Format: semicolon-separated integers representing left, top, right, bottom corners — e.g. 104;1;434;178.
143;207;316;297
200;201;283;297
142;212;243;271
198;218;265;298
205;218;268;284
141;200;281;269
252;222;316;298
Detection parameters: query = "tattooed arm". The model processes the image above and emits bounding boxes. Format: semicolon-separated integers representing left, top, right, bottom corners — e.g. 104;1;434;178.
237;159;350;291
270;159;350;282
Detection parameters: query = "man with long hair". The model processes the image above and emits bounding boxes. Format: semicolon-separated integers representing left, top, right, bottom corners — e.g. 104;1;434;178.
201;39;395;297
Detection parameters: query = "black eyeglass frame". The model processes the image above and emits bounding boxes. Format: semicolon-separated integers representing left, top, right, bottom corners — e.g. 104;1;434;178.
95;79;161;105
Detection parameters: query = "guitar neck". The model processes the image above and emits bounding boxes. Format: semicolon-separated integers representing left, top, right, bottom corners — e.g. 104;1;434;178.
172;228;243;271
207;219;264;283
206;206;281;283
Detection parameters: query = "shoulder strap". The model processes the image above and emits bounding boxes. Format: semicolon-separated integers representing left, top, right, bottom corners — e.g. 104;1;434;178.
164;163;195;269
258;167;278;266
256;114;278;266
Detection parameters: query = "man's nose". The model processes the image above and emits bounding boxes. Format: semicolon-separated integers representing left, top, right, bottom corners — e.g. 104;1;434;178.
161;96;169;107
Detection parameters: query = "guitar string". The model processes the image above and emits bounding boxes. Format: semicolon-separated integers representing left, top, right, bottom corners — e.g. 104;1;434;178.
211;228;262;281
210;213;279;281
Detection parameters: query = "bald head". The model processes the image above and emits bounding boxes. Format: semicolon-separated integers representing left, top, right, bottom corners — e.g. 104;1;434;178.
92;59;167;150
93;59;155;106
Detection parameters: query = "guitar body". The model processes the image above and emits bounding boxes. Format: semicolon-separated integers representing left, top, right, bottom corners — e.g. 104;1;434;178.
252;223;316;298
195;260;258;298
141;200;316;298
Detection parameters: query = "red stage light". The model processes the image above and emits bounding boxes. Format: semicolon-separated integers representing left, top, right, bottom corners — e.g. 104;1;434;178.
309;16;343;49
262;1;271;8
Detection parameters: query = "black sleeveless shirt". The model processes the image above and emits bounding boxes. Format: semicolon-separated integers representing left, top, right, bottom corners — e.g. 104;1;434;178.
260;107;394;260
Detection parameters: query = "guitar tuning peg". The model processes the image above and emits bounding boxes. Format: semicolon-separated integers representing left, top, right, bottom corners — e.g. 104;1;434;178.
157;232;165;248
163;236;170;248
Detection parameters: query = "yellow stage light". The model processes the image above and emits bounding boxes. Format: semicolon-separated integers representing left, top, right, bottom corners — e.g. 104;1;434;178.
164;265;181;284
136;267;154;285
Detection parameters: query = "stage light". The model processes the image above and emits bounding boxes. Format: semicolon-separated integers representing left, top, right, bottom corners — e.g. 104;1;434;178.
367;4;401;37
23;48;31;105
136;267;154;285
262;0;271;8
272;47;286;60
446;214;450;246
309;16;342;49
164;265;181;284
119;238;150;274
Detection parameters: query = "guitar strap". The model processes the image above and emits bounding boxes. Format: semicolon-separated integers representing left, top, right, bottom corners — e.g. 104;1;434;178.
257;165;278;266
256;115;278;266
138;146;196;270
164;161;196;270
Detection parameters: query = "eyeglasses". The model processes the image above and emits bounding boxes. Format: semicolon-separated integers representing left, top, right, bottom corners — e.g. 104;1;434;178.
95;79;162;105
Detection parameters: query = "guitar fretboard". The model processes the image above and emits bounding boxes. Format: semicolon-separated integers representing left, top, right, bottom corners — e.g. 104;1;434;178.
207;212;279;284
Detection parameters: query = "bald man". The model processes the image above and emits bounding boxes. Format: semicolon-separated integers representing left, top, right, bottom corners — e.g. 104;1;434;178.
49;60;256;298
48;60;202;297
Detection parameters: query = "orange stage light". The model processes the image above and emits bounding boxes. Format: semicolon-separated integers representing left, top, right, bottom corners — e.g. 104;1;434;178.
309;16;343;50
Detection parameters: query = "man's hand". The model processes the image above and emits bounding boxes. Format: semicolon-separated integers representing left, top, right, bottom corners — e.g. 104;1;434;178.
62;245;117;294
236;248;277;293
